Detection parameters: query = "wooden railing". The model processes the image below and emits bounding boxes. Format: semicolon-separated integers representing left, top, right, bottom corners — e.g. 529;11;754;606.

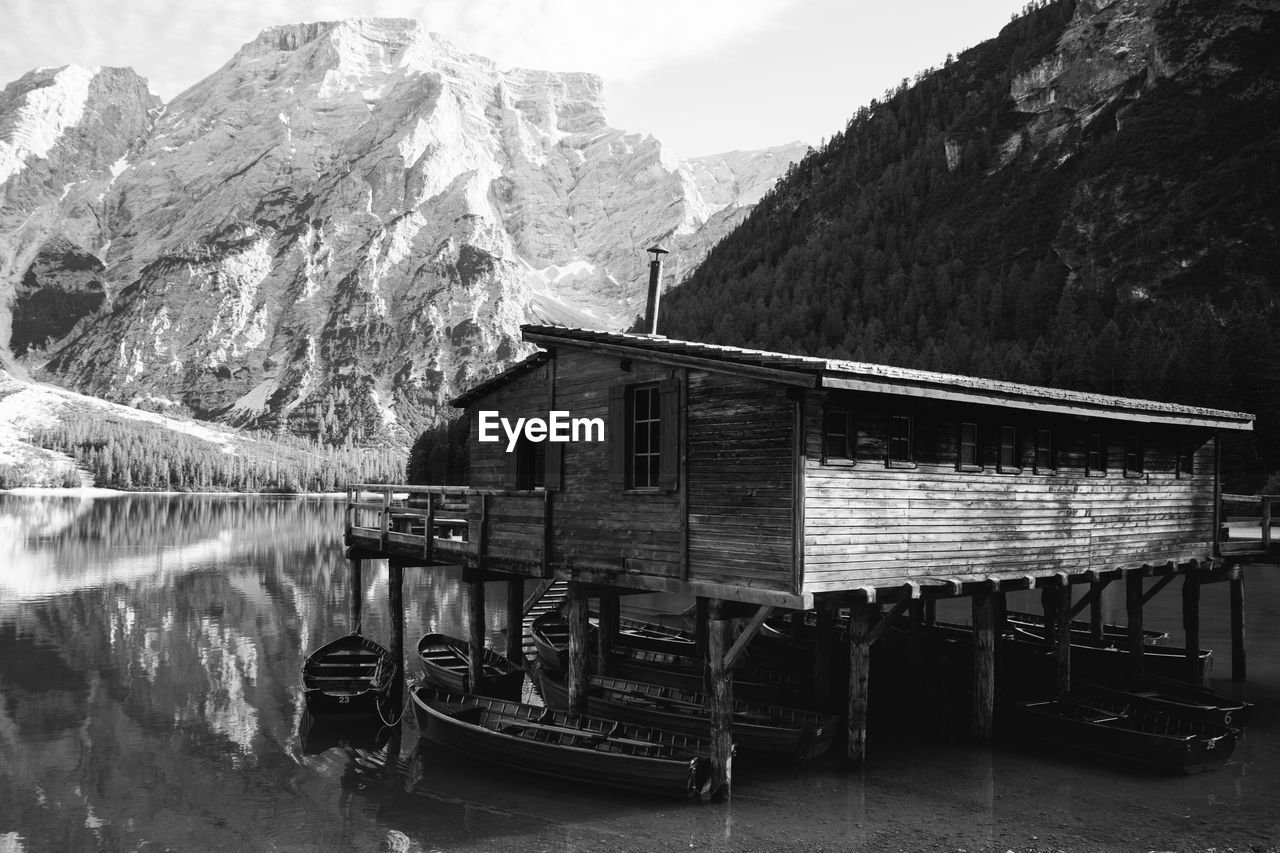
1221;493;1280;553
344;483;550;571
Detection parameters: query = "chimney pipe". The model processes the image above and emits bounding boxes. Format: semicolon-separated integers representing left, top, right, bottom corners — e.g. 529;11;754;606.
644;244;669;335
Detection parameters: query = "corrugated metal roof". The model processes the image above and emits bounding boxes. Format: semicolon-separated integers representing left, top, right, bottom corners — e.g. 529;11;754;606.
518;324;1254;429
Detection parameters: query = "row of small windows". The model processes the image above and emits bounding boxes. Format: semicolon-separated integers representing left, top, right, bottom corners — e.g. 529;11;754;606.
824;408;1196;476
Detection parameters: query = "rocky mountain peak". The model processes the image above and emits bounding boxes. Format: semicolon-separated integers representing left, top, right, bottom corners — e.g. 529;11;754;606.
1;20;803;445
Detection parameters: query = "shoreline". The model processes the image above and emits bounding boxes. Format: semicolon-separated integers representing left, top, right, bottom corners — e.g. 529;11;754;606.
2;486;349;498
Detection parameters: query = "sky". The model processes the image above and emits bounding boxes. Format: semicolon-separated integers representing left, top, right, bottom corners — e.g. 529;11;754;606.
0;0;1035;158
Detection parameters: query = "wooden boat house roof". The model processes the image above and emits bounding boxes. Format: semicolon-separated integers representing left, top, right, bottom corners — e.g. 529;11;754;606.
455;325;1253;431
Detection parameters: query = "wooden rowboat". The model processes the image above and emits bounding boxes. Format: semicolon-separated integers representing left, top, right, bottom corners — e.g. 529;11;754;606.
1003;609;1168;644
301;633;395;721
1010;695;1238;773
410;686;713;798
1074;679;1252;729
1005;624;1213;685
532;612;808;704
416;633;525;700
538;668;836;761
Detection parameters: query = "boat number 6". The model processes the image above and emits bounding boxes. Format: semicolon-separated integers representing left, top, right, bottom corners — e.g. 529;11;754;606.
1223;711;1232;725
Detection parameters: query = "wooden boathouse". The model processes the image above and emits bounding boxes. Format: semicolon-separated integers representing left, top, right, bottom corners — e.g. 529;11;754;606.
344;322;1265;797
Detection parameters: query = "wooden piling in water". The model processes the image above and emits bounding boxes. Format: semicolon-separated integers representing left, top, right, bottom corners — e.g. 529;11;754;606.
468;576;486;692
567;589;590;714
705;597;733;801
1051;581;1071;694
1088;580;1104;641
347;553;363;635
814;606;833;709
505;577;523;665
1230;565;1246;681
1125;570;1145;679
597;594;619;676
389;560;405;711
847;598;872;767
1182;570;1201;684
971;591;995;741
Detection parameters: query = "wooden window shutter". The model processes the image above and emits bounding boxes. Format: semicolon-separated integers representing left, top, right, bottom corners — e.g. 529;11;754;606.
545;440;562;491
608;385;626;489
658;378;680;491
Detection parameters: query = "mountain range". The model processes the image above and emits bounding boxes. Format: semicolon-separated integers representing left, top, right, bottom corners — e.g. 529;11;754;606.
0;19;805;445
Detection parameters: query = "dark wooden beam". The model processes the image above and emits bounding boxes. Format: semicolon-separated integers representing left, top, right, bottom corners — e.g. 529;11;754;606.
388;560;406;711
867;598;910;645
1051;582;1071;695
1140;572;1177;606
1126;570;1145;680
705;598;733;801
1182;571;1201;685
814;606;833;710
971;591;996;740
506;577;524;665
567;592;590;714
598;594;619;676
847;599;873;768
1230;565;1247;681
1068;577;1110;620
348;555;363;636
468;576;486;692
1089;580;1105;642
722;605;775;672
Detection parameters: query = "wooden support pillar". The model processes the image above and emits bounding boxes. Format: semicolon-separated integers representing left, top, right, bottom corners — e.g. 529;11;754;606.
695;597;709;688
704;598;733;801
1051;582;1071;695
971;591;996;741
505;577;524;665
597;594;619;676
789;611;806;640
1229;565;1247;681
567;590;590;714
1089;581;1104;641
923;597;937;628
468;575;487;693
1182;570;1201;684
348;554;363;636
388;560;405;712
1125;570;1145;680
907;600;925;681
847;598;873;768
1040;584;1057;648
813;606;833;709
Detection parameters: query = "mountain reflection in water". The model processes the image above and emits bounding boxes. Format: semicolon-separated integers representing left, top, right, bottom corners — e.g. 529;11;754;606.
0;492;1277;852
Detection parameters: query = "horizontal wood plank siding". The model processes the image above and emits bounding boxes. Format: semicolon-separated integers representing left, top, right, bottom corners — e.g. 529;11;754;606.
802;391;1218;591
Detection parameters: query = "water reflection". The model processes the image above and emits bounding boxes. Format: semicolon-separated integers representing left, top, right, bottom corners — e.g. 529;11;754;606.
0;493;1277;852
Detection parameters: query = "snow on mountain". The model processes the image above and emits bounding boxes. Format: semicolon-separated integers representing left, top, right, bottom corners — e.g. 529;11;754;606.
0;19;804;443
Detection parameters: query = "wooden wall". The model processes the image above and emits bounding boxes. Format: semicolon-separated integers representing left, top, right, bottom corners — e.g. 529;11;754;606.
802;391;1218;592
686;371;796;591
463;350;799;591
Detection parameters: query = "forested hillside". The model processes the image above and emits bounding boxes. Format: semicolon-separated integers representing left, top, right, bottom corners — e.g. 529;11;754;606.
658;0;1280;491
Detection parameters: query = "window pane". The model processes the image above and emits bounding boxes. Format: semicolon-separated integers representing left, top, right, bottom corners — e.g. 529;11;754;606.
960;423;978;466
1000;426;1017;470
889;416;911;462
634;389;648;420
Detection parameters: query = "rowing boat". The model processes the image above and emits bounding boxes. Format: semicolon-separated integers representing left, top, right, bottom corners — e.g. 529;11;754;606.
410;685;713;798
538;668;836;761
301;633;395;721
416;632;525;700
1073;678;1253;729
1010;695;1238;773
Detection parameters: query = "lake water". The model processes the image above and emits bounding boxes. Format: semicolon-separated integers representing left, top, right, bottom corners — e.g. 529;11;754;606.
1;493;1277;852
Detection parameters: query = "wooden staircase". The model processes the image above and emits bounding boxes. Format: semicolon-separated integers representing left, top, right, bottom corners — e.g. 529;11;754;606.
521;578;568;666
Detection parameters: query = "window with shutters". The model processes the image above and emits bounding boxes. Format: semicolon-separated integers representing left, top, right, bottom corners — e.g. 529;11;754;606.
609;378;679;492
